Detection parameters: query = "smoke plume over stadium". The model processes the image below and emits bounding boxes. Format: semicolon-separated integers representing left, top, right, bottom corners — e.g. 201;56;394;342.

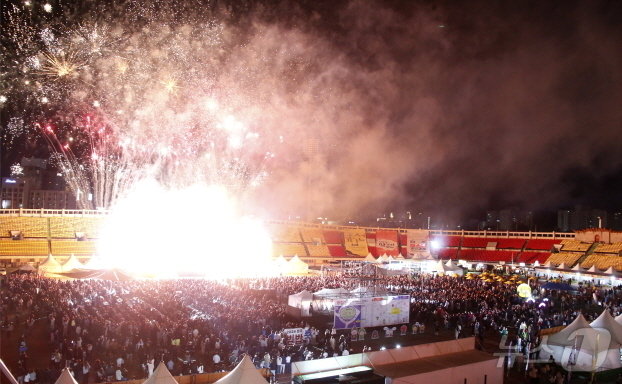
1;0;621;224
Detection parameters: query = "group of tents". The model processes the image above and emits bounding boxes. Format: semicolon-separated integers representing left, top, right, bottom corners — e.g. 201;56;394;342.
23;356;269;384
544;309;622;372
12;254;133;281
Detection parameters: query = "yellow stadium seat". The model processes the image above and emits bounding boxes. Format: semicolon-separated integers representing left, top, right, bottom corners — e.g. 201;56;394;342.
272;243;307;257
50;240;97;256
0;217;49;238
0;239;49;256
544;252;583;267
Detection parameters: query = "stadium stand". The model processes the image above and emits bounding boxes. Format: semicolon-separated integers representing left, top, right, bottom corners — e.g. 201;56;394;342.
581;254;622;271
267;224;301;242
327;245;348;257
460;237;490;248
594;242;622;255
544;252;583;267
0;217;48;238
459;249;517;262
272;243;307;257
305;244;330;257
560;240;591;252
75;217;105;239
525;239;561;251
323;230;345;245
492;238;526;249
49;217;80;238
299;227;325;243
518;251;551;264
50;240;97;256
430;235;461;248
0;239;49;256
437;248;458;259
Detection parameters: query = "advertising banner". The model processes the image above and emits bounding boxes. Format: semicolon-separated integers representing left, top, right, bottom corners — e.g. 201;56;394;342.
344;228;369;256
376;230;399;256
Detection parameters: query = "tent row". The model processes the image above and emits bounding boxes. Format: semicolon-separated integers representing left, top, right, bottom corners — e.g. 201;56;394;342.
544;310;622;371
53;357;268;384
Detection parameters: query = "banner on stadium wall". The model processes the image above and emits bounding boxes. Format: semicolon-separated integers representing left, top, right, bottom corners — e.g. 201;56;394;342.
344;229;369;256
334;296;410;328
334;305;362;329
407;229;429;257
375;230;399;256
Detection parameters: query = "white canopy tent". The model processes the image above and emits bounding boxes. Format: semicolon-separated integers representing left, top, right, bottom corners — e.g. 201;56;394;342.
288;290;314;317
38;254;62;274
544;311;622;371
364;253;378;263
61;254;84;272
284;255;309;276
214;355;268;384
54;368;79;384
431;260;463;276
142;362;179;384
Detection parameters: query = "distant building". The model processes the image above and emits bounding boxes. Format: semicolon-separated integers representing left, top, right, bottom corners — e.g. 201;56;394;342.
557;205;608;231
0;157;76;210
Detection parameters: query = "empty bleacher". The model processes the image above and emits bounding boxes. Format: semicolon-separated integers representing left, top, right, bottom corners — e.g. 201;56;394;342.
0;217;49;238
305;244;330;257
272;242;307;257
0;239;49;256
594;242;622;255
460;237;490;248
525;239;561;251
459;249;517;263
267;224;301;243
560;240;591;253
518;251;550;264
580;254;622;271
437;248;458;259
327;245;348;257
430;235;461;248
492;238;526;249
323;230;345;245
299;227;325;243
544;252;583;267
50;240;97;256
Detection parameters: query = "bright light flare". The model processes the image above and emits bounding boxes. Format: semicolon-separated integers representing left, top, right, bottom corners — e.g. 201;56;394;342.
97;179;274;278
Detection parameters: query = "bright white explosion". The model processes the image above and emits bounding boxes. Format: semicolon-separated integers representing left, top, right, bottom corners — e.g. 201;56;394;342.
97;179;274;278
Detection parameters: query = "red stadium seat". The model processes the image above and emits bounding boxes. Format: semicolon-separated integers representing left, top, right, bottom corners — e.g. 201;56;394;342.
525;239;561;251
327;245;347;257
461;237;489;248
323;230;345;244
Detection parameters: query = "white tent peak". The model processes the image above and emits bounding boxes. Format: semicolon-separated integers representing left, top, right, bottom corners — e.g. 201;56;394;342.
590;309;622;345
214;354;268;384
62;254;83;272
39;254;62;274
142;361;179;384
54;368;79;384
364;253;377;262
547;313;591;346
557;263;568;270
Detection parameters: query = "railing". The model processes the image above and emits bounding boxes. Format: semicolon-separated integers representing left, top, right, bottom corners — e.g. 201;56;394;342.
0;208;110;217
0;209;576;239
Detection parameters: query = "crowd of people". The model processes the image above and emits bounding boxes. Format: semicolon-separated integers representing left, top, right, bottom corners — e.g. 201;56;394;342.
2;270;622;384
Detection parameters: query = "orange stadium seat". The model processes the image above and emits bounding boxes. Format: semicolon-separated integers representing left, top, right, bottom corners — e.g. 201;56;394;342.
581;254;622;271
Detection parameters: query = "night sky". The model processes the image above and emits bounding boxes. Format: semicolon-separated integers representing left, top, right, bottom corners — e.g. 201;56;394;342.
1;0;621;226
